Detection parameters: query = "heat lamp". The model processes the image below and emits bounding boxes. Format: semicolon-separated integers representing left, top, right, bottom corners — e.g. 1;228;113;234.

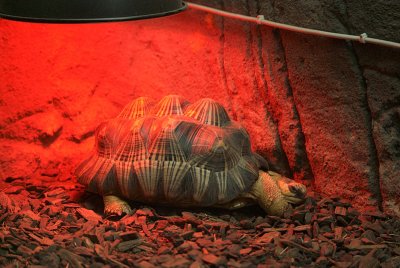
0;0;186;23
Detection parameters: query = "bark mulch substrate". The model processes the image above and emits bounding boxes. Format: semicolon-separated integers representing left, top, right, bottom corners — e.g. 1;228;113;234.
0;173;399;268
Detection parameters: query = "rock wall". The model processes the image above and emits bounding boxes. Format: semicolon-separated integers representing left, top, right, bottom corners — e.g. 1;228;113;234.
0;0;399;215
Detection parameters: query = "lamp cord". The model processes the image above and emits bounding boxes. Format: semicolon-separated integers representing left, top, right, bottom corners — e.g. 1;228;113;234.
186;2;400;49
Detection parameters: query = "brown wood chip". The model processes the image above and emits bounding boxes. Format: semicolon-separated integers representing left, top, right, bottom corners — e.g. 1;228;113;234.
255;232;280;244
346;243;387;250
1;169;398;267
28;233;54;246
239;247;252;255
76;208;102;223
58;248;85;268
21;210;41;221
202;254;226;266
116;239;142;252
335;206;347;216
45;188;65;197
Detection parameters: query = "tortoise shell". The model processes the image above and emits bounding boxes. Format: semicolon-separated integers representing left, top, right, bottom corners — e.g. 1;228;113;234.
75;95;260;206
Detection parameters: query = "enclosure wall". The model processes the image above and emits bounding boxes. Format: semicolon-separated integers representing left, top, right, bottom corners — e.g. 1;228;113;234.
0;0;399;215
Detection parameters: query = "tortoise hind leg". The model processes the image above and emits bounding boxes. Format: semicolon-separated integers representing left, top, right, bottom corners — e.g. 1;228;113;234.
103;195;133;216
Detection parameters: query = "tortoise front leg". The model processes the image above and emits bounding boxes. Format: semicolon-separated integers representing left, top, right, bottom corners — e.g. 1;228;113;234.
103;195;133;216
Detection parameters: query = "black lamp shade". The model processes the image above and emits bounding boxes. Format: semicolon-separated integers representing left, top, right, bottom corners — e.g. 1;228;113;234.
0;0;186;23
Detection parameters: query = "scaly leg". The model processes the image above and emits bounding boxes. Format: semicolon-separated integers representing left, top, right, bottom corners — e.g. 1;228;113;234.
103;195;132;216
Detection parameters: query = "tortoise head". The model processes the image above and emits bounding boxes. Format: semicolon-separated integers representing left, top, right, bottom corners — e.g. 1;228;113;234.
275;174;307;205
253;171;307;216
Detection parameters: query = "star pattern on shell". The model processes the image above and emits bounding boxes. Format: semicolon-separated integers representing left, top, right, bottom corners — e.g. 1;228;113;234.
75;95;259;207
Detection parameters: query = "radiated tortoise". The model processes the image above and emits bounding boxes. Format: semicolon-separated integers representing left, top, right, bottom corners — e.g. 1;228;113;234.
75;95;306;216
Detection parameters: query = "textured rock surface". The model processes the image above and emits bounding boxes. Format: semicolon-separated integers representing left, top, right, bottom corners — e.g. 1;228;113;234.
0;0;399;215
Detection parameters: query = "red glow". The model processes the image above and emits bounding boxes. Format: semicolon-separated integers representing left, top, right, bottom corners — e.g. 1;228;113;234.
0;10;267;175
0;4;398;267
0;7;388;214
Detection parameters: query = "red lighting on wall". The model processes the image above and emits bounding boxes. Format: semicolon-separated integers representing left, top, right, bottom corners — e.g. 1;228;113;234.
0;2;399;266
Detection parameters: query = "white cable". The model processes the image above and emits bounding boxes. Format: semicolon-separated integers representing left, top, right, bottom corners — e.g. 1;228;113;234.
186;2;400;49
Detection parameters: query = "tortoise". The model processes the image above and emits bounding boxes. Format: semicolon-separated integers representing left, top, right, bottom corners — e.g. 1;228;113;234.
75;95;306;216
